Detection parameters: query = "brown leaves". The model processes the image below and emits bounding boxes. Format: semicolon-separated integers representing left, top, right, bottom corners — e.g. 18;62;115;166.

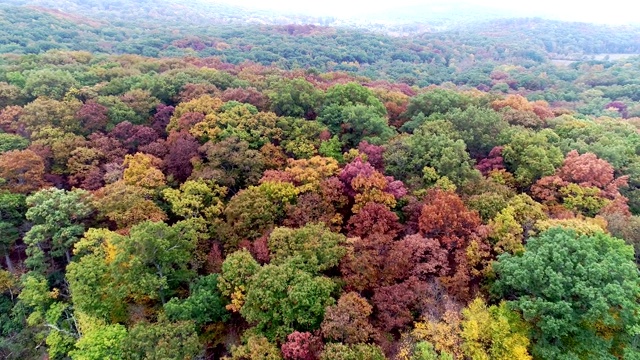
419;189;482;245
321;292;375;344
0;149;50;193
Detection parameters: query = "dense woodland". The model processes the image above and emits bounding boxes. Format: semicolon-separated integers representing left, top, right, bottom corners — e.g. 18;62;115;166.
1;2;640;360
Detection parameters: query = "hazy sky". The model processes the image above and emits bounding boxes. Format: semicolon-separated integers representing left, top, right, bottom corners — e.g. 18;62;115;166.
211;0;638;24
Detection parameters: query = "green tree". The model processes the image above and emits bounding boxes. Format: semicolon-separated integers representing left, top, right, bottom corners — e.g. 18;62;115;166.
402;88;473;129
218;249;261;313
162;179;227;222
267;77;322;118
438;106;507;158
0;192;26;273
111;221;198;304
502;129;564;188
18;273;78;359
66;229;127;322
384;121;480;188
69;321;127;360
24;188;93;273
319;82;387;133
0;133;29;154
241;259;335;340
122;319;202;360
164;274;229;327
268;223;346;273
23;69;78;100
337;104;395;148
319;343;386;360
493;228;640;359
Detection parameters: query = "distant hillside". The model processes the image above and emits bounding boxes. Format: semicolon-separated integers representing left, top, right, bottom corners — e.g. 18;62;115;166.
1;2;639;89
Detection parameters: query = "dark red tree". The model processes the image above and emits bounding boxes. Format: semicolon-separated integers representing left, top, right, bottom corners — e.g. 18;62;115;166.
163;131;200;182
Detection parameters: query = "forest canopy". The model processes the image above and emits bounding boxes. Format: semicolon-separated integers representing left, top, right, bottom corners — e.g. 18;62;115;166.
1;1;640;359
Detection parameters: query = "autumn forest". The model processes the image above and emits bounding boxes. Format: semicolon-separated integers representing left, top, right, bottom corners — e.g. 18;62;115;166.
1;1;640;359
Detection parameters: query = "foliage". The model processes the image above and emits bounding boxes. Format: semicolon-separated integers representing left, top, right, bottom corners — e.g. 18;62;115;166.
460;298;532;360
24;188;93;273
2;8;640;357
241;259;336;340
268;224;346;273
319;343;386;360
493;228;640;359
164;274;229;327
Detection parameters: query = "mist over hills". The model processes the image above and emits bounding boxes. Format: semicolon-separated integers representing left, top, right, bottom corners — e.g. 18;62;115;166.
3;0;638;33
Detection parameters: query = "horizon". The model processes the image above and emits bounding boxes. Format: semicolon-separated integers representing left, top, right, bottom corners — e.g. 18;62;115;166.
208;0;640;25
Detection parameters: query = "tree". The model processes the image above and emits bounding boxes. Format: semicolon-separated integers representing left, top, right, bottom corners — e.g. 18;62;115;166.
0;82;25;109
24;188;93;273
224;181;298;242
168;95;224;132
163;130;199;183
419;190;481;244
122;153;166;189
221;87;269;111
383;234;449;283
493;228;640;359
93;180;167;230
0;133;29;154
110;220;198;304
192;137;266;192
164;274;229;327
241;259;336;340
30;126;87;175
321;292;375;344
284;156;340;192
346;202;401;239
69;321;127;360
319;83;391;146
351;172;398;212
227;334;283;360
20;97;82;133
0;149;49;194
319;343;385;360
66;229;127;322
0;192;26;273
75;100;109;134
402;88;472;129
18;273;78;359
162;179;227;222
335;104;395;148
340;234;393;292
189;102;282;149
268;224;346;273
0;106;24;134
413;308;463;359
109;122;160;153
460;298;532;360
122;319;202;360
501;129;563;187
384;121;480;189
23;69;78;100
438;106;508;158
418;189;486;299
268;78;321;119
218;249;261;313
372;277;429;332
281;331;323;360
557;150;617;190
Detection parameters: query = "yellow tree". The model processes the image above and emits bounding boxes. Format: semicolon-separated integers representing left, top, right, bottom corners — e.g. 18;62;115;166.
461;298;532;360
351;172;396;213
123;153;166;189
